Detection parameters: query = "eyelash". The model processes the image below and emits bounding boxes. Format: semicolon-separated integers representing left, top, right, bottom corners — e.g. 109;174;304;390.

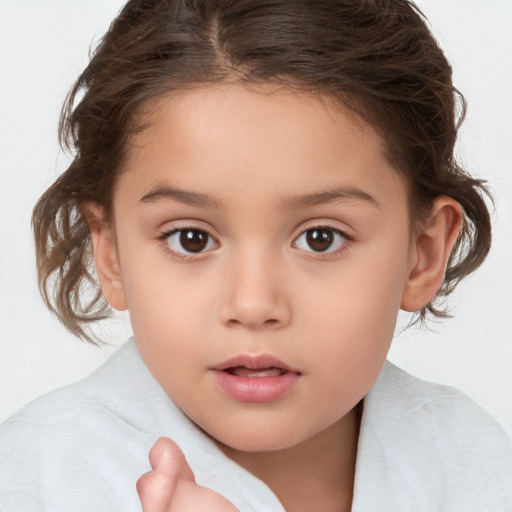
157;224;353;260
157;226;217;261
293;225;352;258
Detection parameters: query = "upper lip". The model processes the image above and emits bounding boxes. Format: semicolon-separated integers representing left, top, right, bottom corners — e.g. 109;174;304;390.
210;354;301;374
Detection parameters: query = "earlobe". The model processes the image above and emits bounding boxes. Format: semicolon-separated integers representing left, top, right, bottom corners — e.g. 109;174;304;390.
82;202;128;311
401;196;463;312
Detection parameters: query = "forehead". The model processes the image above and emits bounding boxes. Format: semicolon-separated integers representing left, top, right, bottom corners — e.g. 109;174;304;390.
129;83;379;162
119;83;408;214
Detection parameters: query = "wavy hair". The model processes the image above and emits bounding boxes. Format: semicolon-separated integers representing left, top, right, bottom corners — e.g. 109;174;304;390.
33;0;492;343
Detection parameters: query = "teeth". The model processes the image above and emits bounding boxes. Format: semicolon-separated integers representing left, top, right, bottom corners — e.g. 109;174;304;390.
229;367;285;377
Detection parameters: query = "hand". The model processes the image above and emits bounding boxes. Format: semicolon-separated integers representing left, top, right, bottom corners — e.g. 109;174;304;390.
137;437;239;512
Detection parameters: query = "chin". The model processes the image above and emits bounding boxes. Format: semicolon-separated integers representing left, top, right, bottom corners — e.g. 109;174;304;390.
209;427;303;454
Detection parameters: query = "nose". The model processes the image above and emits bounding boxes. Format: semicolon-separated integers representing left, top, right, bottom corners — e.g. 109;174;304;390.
218;251;292;331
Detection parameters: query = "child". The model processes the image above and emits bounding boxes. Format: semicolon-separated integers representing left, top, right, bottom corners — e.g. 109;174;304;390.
1;0;511;511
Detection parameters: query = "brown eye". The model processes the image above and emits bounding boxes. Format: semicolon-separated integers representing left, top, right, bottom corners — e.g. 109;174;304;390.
166;229;217;255
180;230;208;252
294;227;346;253
306;229;333;252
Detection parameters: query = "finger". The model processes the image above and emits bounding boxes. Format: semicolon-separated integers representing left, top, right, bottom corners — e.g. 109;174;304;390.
149;437;196;483
136;471;175;512
189;486;240;512
169;480;240;512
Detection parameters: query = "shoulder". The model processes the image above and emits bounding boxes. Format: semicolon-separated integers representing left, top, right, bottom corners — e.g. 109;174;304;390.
371;361;511;443
354;361;512;511
0;339;156;511
0;339;156;443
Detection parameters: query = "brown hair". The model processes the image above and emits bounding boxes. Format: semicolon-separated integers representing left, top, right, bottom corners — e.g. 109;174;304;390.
33;0;492;343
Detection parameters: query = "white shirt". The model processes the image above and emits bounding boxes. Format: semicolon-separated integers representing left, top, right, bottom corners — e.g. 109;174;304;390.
1;338;511;511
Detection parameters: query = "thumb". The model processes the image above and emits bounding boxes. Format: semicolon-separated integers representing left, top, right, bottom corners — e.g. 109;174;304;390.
149;437;196;483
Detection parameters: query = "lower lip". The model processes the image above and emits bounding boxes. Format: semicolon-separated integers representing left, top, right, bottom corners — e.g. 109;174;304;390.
212;370;301;403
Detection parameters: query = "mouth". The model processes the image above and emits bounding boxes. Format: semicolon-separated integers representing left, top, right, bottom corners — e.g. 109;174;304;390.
210;355;301;403
224;366;288;378
210;354;300;374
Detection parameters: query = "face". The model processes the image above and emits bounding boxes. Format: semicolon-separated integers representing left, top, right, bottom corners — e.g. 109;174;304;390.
108;84;415;452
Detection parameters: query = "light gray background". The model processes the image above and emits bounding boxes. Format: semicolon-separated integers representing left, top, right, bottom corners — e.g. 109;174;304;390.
1;0;511;436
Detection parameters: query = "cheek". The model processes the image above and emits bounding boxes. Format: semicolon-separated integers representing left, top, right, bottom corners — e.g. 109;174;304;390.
118;253;209;365
302;243;410;390
305;243;409;331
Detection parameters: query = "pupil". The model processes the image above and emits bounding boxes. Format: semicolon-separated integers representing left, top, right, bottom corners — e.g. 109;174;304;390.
180;230;208;252
306;229;333;252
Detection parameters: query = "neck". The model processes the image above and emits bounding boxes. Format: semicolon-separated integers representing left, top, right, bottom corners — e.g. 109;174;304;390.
218;402;362;512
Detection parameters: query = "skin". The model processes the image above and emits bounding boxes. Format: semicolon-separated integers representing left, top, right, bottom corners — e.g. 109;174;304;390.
137;437;238;511
88;83;462;512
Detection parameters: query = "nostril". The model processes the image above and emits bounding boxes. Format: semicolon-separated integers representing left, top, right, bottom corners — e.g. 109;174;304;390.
225;317;281;329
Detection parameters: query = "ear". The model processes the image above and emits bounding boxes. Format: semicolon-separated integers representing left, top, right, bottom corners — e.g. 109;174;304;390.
82;202;128;311
401;196;463;312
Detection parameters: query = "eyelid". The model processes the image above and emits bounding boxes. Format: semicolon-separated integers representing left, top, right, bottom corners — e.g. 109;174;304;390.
155;220;352;260
292;223;353;256
292;220;353;241
157;223;220;259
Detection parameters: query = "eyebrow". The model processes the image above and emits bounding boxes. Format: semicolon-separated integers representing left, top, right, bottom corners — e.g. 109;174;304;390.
140;184;223;209
139;184;380;211
278;186;381;210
